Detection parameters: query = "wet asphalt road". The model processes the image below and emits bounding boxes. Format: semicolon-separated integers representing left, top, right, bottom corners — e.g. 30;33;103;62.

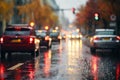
0;39;120;80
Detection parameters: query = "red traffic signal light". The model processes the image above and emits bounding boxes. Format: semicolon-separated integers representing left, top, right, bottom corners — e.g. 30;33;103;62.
72;8;75;14
94;13;98;17
94;13;99;20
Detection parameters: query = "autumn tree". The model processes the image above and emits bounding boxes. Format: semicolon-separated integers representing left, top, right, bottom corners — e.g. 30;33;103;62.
39;5;58;27
0;0;14;34
101;0;120;27
74;0;98;34
17;0;41;23
17;0;58;29
75;0;120;34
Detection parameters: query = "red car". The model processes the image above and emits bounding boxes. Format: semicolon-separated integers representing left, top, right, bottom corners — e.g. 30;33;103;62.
0;24;40;59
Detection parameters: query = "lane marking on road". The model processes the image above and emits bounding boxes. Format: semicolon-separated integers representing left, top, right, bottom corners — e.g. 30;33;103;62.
7;63;24;70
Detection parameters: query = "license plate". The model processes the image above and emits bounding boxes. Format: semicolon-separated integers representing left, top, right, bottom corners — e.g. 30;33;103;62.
11;39;21;43
103;38;110;40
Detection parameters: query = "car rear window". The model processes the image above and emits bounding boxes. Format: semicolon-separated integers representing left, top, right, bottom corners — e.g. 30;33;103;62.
96;31;115;35
37;32;47;37
49;32;59;37
35;30;47;37
4;28;31;36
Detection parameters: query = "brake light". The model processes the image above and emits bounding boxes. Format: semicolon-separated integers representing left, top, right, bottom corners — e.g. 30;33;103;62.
15;27;21;31
116;36;120;40
93;36;100;40
58;36;62;39
0;37;4;43
29;37;34;43
0;64;5;75
45;36;49;41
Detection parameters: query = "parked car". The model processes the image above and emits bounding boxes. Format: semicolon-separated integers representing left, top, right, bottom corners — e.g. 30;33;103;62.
35;30;52;49
0;24;40;59
90;29;120;54
49;30;62;42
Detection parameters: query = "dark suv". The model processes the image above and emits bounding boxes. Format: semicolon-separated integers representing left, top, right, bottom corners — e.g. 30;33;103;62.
36;30;52;49
0;24;40;59
49;30;61;42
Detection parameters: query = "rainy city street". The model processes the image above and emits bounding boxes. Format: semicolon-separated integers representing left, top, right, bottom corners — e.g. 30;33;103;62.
0;39;120;80
0;0;120;80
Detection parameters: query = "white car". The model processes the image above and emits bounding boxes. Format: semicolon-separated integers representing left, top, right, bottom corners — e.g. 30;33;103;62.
90;29;120;53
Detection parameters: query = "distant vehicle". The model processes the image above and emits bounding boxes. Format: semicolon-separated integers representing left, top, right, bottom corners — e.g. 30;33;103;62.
90;29;120;54
0;24;40;59
36;30;52;49
67;32;82;39
49;30;62;42
61;34;66;40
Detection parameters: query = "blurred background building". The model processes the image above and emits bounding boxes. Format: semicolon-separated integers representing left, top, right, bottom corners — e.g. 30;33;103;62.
12;0;67;30
11;0;68;27
11;0;31;24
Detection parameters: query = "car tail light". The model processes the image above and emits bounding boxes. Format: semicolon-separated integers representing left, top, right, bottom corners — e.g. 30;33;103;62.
29;37;34;43
116;36;120;40
58;36;62;39
15;27;21;31
45;36;49;41
0;64;5;75
0;37;4;43
93;36;100;40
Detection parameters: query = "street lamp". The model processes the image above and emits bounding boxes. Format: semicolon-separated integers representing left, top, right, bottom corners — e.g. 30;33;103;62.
30;21;35;27
45;26;49;30
55;26;59;30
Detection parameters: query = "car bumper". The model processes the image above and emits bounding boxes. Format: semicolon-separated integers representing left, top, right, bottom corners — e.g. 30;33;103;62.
40;40;50;46
52;38;60;42
92;42;120;49
1;44;36;52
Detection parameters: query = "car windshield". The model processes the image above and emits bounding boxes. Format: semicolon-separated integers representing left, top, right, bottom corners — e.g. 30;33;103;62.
4;28;30;36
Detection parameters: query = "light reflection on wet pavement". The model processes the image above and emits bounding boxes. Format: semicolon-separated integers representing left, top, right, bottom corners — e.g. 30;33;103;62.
0;39;120;80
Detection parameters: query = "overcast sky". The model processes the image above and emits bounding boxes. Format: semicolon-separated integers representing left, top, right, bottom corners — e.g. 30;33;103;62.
55;0;88;22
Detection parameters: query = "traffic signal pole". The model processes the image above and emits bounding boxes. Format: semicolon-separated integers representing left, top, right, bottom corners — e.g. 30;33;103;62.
53;8;78;14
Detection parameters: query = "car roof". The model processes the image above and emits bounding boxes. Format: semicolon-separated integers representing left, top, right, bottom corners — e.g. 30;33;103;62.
6;24;33;30
35;30;47;33
8;24;29;26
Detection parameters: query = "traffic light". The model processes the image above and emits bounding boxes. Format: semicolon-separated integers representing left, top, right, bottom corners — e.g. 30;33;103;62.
72;8;75;14
94;13;99;21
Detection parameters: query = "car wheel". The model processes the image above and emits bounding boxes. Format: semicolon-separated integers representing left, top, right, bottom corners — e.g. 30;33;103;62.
31;51;35;58
46;45;49;49
7;52;12;58
90;47;96;54
46;44;51;49
36;48;40;57
31;49;40;57
112;48;119;57
49;44;52;49
1;51;6;59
